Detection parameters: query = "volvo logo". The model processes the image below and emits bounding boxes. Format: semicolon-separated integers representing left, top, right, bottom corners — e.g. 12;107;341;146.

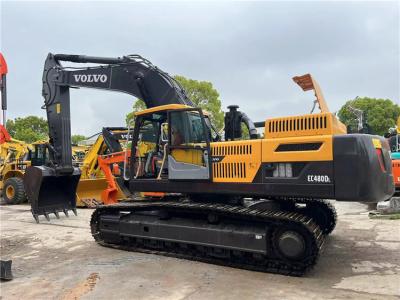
73;74;108;83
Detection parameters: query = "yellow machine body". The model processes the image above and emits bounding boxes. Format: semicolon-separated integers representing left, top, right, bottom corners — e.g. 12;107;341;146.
0;138;32;203
163;110;347;184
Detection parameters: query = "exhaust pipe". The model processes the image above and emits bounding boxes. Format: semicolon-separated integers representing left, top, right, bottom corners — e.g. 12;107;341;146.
24;166;80;223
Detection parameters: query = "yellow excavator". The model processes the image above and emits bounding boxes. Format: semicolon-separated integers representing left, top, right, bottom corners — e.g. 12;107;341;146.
24;53;394;276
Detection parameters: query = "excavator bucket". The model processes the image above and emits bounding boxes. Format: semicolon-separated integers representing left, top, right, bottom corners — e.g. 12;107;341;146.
76;178;108;207
24;166;80;223
76;177;130;207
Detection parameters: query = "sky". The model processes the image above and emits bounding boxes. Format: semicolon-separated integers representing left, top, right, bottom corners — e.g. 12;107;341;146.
1;0;399;136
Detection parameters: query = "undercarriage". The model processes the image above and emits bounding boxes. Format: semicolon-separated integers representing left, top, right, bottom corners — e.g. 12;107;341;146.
91;197;336;276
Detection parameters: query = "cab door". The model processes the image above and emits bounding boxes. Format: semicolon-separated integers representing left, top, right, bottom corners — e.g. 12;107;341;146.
167;108;212;180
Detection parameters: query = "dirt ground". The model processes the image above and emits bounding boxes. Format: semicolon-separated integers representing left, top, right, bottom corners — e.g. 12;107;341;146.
0;201;399;300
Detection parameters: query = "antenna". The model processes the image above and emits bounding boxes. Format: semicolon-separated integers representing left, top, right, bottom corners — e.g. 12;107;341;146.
346;97;365;133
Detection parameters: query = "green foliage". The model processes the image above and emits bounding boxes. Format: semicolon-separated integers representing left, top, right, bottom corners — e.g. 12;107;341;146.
6;116;48;143
126;75;224;130
241;123;250;140
72;134;87;145
338;98;400;136
126;99;147;125
174;75;224;130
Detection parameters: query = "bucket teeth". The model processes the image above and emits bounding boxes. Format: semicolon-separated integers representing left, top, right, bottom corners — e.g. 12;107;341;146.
31;209;77;223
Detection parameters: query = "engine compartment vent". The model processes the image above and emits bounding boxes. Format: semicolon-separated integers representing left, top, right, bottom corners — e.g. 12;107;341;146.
265;112;347;138
211;144;252;156
213;162;246;179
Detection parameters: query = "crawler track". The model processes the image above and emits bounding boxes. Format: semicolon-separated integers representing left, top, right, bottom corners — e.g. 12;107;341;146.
91;200;325;276
279;198;337;234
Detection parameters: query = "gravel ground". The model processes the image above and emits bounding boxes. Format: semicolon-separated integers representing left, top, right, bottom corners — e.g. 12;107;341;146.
0;201;399;300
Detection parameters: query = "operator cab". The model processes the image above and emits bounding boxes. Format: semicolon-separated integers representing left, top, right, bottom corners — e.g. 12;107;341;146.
30;143;49;166
130;104;212;182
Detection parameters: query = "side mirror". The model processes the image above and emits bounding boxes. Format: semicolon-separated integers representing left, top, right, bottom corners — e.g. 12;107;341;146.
160;123;168;143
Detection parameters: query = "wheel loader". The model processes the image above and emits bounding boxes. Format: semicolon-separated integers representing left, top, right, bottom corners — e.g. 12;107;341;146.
24;53;394;276
0;54;31;204
0;126;31;204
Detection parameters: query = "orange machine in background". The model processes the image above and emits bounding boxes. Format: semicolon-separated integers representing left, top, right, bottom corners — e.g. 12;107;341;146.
388;117;400;195
392;160;400;194
97;150;131;204
97;148;165;204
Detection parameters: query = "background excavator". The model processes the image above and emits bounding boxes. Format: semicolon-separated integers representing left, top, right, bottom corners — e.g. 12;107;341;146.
375;118;400;214
24;53;394;276
390;118;400;195
76;127;132;207
380;118;399;194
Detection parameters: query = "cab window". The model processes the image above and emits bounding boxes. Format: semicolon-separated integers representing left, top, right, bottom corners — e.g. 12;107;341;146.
170;111;207;145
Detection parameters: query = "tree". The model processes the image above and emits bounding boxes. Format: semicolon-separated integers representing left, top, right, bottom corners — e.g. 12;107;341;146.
174;75;224;130
338;98;399;136
72;134;87;145
6;116;48;143
126;75;224;130
125;99;147;125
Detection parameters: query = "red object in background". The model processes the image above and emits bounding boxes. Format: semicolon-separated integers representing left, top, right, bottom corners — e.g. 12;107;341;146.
392;160;400;190
0;53;8;76
0;124;11;144
375;149;386;172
